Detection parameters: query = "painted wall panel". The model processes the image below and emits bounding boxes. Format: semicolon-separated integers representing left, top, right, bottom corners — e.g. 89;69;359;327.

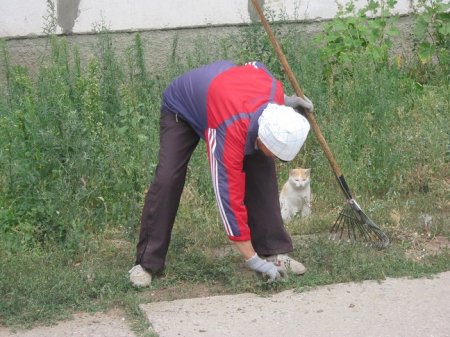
0;0;414;38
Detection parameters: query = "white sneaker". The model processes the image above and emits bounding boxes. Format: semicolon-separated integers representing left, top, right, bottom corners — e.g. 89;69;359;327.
129;265;152;287
265;254;306;275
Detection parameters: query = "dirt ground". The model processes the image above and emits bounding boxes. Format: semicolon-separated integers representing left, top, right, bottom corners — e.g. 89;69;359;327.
0;309;134;337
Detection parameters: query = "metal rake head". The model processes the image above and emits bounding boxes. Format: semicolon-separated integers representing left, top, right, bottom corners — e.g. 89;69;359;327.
329;199;389;248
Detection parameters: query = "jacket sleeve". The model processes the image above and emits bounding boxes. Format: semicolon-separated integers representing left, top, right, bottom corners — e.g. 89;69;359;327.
206;121;251;241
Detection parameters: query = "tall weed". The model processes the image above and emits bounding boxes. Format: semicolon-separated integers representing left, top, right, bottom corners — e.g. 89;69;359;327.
0;34;161;251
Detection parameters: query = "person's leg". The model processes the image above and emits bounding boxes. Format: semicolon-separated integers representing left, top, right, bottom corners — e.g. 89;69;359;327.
243;152;293;255
135;112;199;273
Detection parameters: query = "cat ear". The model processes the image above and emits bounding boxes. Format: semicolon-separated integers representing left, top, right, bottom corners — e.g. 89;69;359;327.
305;168;311;175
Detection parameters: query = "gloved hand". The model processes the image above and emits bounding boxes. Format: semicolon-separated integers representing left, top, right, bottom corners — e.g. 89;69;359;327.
244;253;285;282
284;94;314;114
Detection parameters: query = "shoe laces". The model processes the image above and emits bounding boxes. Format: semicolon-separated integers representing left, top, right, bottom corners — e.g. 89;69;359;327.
129;265;144;274
277;255;291;268
268;254;291;269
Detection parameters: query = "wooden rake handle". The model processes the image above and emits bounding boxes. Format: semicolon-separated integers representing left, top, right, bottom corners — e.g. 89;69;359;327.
251;0;352;198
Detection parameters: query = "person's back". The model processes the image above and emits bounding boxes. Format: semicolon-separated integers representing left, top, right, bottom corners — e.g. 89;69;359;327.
161;60;283;145
161;60;236;137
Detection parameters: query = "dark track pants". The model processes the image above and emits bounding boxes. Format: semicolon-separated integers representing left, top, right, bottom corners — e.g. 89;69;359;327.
135;111;293;273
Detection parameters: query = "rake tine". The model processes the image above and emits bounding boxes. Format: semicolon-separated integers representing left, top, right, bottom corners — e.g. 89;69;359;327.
347;215;355;242
351;201;389;248
330;210;346;241
329;212;340;239
329;201;389;248
351;213;364;243
355;215;370;240
352;217;362;242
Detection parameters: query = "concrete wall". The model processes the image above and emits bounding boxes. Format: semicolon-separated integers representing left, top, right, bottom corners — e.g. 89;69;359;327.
0;1;417;81
2;16;416;77
0;0;415;37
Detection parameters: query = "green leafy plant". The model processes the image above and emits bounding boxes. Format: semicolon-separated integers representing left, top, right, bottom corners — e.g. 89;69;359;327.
315;0;400;83
413;0;450;66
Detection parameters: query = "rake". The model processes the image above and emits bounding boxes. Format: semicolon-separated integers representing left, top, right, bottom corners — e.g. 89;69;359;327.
251;0;389;248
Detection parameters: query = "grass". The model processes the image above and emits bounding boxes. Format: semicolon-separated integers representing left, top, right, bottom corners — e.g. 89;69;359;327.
0;11;449;336
0;234;155;336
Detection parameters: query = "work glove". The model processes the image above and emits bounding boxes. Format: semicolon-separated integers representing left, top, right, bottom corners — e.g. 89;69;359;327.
244;253;286;282
284;94;314;114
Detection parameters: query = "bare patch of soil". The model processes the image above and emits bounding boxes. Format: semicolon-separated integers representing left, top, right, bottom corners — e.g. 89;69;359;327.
0;309;134;337
137;282;233;303
405;235;450;261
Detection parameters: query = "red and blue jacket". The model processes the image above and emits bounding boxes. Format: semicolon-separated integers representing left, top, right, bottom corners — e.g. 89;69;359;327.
162;60;284;241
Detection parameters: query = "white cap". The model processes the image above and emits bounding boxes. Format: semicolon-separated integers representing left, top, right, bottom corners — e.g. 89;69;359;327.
258;103;310;161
